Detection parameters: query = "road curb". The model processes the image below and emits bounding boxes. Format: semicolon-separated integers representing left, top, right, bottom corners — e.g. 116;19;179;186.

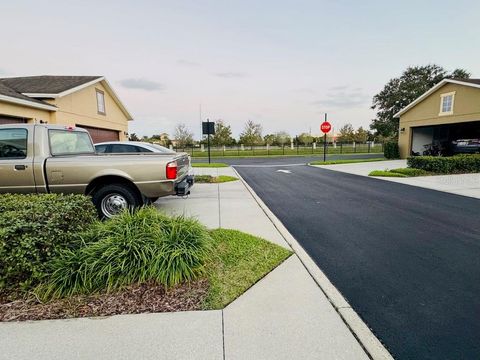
231;167;394;360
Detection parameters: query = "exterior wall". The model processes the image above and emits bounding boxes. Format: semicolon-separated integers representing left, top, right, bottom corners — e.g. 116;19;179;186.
0;101;52;124
398;83;480;158
49;82;130;140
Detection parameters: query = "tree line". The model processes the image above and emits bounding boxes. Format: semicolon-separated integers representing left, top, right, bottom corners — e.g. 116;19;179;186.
131;120;376;148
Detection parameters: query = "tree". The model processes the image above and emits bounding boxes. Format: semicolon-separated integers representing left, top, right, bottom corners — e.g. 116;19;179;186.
174;123;194;148
354;126;369;143
371;64;470;138
239;120;263;146
338;124;355;142
211;120;234;146
298;132;314;145
264;134;276;145
274;131;291;146
128;133;140;141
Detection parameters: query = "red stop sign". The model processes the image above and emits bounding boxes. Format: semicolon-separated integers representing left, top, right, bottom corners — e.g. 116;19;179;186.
320;121;331;133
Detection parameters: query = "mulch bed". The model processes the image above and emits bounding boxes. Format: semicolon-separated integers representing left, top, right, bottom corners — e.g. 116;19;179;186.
0;280;208;322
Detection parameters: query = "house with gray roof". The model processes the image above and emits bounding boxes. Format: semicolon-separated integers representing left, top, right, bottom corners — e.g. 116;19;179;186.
0;76;133;142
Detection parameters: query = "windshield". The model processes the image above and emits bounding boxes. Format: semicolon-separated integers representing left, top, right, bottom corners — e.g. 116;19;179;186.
49;130;95;155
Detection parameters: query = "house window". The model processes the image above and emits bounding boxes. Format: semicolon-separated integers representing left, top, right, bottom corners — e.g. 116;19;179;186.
439;92;455;115
96;89;106;115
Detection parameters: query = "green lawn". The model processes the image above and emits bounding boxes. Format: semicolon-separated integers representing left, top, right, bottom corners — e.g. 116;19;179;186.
310;158;385;165
192;163;229;168
204;229;292;309
195;175;238;183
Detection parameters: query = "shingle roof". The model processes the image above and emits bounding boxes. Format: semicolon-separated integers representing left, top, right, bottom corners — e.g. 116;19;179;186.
0;76;102;94
455;78;480;86
0;82;54;106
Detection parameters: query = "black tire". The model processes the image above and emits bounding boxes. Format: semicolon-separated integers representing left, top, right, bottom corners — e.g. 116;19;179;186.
92;183;143;219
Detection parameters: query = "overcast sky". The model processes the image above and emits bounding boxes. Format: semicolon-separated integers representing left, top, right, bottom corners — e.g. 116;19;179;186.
1;0;479;139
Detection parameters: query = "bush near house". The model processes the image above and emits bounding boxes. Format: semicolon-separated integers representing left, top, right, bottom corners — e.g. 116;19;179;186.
383;141;400;159
407;154;480;174
0;194;97;292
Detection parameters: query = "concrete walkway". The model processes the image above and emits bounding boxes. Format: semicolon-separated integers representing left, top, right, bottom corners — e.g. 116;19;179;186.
0;166;384;360
313;160;480;199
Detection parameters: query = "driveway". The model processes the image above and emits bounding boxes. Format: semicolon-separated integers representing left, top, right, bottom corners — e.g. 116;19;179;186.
314;159;480;199
234;163;480;360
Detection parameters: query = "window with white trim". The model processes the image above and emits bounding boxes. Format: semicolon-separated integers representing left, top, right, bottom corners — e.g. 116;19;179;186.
439;92;455;115
96;89;106;115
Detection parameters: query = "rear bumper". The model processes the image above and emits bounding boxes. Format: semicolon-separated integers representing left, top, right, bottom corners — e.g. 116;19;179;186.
175;175;194;196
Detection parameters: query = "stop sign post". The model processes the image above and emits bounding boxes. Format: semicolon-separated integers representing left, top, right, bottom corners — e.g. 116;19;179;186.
320;114;331;162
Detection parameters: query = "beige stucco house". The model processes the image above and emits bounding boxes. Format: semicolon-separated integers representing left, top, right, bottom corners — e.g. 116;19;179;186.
395;78;480;158
0;76;133;142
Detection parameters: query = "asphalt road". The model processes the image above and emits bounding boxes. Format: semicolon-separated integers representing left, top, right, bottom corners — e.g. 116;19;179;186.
192;153;382;166
234;163;480;360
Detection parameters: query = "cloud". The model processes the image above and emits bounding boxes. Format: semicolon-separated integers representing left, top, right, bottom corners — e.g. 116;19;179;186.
328;85;348;91
311;87;370;109
213;72;247;78
119;78;164;91
177;59;200;67
293;87;315;94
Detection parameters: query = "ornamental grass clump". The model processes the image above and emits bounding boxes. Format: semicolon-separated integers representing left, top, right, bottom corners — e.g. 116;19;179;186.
38;207;211;299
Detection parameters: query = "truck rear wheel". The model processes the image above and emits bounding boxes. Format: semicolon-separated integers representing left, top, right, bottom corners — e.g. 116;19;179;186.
92;184;143;219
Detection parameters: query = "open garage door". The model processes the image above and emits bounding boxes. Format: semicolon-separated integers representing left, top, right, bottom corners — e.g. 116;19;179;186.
77;125;120;143
411;120;480;156
0;115;27;125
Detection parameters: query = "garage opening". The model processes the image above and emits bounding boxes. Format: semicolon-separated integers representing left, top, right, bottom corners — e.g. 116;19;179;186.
411;120;480;156
0;115;28;125
77;125;119;143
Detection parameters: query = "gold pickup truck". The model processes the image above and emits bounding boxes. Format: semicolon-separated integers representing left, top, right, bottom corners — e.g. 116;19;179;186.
0;124;194;218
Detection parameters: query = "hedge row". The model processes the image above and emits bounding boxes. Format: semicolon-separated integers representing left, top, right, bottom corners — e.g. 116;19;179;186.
0;194;97;290
407;154;480;174
384;141;400;159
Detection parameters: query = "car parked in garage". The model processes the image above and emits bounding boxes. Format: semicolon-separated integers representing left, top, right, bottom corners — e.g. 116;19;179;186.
451;139;480;154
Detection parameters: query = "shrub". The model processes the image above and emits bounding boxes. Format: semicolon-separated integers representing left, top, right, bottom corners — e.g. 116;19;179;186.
368;170;407;177
384;141;400;159
389;168;430;177
407;154;480;174
0;194;97;291
38;207;211;299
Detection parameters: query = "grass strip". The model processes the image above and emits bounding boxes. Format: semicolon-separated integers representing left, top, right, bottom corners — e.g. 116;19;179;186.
368;170;407;177
192;163;229;168
389;168;431;177
310;158;386;165
195;175;238;183
204;229;292;309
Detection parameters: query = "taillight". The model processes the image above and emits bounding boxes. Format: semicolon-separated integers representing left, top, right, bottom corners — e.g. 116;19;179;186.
166;161;178;179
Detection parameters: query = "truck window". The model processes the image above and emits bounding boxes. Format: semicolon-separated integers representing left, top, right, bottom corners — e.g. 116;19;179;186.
0;128;27;159
49;129;95;155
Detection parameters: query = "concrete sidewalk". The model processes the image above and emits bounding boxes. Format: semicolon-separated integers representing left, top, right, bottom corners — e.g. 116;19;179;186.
313;160;480;199
0;166;388;360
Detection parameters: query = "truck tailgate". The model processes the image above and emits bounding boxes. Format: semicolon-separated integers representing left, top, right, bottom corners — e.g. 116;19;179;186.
175;153;190;179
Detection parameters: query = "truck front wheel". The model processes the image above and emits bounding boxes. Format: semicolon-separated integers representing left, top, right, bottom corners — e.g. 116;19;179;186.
92;184;143;219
